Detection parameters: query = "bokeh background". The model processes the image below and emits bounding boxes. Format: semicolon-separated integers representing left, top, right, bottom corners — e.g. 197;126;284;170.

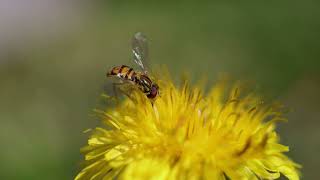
0;0;319;179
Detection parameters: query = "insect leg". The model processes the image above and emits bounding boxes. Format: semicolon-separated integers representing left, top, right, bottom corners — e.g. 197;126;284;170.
112;82;124;102
113;82;134;102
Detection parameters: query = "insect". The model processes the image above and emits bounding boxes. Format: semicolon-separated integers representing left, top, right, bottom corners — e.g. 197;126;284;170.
106;32;159;99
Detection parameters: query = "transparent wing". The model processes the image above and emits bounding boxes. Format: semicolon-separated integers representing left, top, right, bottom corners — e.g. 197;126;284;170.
132;32;150;74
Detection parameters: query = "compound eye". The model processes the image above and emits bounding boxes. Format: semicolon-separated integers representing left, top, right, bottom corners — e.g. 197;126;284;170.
147;85;158;99
151;86;157;94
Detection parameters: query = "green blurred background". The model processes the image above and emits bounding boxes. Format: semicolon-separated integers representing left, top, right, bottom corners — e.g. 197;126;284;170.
0;1;319;179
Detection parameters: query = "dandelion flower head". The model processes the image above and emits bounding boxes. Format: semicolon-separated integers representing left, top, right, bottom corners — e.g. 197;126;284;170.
76;73;300;180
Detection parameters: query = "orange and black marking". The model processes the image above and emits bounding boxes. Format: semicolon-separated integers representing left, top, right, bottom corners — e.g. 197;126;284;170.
107;65;136;81
107;65;159;99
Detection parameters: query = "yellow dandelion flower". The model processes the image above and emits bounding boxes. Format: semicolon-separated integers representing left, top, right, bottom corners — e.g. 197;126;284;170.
76;75;300;180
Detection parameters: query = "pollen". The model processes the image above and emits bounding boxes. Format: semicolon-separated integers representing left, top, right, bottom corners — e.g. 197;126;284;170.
76;75;300;180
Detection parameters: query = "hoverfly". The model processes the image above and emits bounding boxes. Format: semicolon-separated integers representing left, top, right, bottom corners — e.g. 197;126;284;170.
107;32;159;99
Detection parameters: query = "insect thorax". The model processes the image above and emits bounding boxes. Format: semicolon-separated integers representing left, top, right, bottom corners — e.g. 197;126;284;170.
135;74;153;92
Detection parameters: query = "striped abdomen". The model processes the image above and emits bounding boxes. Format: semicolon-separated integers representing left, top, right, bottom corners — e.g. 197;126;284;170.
107;65;136;82
107;65;159;99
